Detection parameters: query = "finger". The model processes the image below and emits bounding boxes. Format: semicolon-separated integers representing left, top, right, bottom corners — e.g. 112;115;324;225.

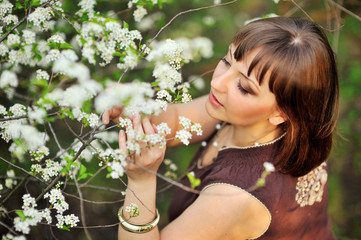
111;107;124;123
118;130;127;153
142;118;155;135
102;110;109;125
132;113;144;135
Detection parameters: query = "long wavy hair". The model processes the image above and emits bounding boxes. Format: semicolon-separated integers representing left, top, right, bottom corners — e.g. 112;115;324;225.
232;17;339;177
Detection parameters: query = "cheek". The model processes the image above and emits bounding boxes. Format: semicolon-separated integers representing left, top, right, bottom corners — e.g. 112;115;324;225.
228;95;276;120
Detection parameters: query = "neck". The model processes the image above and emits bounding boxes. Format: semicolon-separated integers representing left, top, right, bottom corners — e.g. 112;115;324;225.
229;124;283;147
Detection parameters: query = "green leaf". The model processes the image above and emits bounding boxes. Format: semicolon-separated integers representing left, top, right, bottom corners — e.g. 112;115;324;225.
123;21;129;29
32;78;48;87
113;51;123;57
15;210;26;221
60;43;73;49
29;0;41;7
79;164;87;176
47;42;58;49
186;172;201;189
59;225;70;231
15;2;24;10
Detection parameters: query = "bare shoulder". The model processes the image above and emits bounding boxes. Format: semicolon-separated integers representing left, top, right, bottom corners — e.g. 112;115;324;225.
161;183;271;240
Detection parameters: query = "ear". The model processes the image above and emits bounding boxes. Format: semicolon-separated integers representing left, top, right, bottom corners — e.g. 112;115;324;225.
268;110;287;126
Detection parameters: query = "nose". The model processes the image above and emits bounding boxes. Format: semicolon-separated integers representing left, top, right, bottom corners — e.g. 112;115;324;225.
211;68;232;93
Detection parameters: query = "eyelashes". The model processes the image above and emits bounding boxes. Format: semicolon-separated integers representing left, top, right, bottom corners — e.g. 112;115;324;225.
237;82;250;95
221;57;231;66
221;57;251;95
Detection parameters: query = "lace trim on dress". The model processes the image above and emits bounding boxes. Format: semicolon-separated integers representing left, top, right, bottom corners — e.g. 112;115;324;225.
219;131;287;151
295;162;328;207
201;183;271;240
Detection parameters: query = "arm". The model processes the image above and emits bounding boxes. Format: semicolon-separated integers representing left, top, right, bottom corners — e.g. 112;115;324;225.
117;117;270;240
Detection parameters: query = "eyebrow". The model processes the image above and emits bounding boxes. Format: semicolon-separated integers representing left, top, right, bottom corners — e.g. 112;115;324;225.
240;72;260;92
228;45;260;92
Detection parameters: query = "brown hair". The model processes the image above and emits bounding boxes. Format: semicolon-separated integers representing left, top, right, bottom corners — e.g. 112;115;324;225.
232;17;339;177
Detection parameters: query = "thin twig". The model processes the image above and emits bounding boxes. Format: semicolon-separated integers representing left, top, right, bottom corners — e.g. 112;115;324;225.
0;175;29;206
144;0;242;51
290;0;343;32
0;220;17;235
47;121;64;151
79;165;107;188
73;173;92;240
0;156;45;183
326;0;361;22
62;191;124;204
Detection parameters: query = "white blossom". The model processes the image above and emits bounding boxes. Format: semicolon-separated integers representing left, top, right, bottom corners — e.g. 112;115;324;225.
9;103;25;116
182;92;192;103
109;161;126;179
28;106;46;124
77;0;96;19
133;5;147;22
13;217;30;234
263;162;275;172
3;14;18;25
156;122;171;136
6;34;20;46
147;39;183;70
152;63;182;91
191;123;203;136
23;30;36;45
179;116;192;129
0;105;6;115
45;49;61;63
61;49;79;62
28;7;54;31
117;51;138;70
48;34;66;44
157;90;172;102
175;129;192;145
0;43;9;56
0;1;13;19
0;70;18;88
36;69;50;80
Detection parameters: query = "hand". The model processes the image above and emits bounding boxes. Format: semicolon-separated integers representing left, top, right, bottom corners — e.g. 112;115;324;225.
119;114;166;181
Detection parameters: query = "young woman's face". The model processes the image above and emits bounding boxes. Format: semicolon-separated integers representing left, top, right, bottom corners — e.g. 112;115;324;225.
205;45;280;129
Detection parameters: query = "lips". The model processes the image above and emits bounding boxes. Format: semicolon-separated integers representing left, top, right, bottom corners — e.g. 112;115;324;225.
209;91;224;107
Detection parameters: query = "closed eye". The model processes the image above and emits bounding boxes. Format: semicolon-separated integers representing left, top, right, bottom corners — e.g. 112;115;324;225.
221;57;231;66
237;82;250;95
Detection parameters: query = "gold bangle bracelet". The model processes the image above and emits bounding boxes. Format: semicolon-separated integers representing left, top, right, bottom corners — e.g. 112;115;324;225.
118;206;160;234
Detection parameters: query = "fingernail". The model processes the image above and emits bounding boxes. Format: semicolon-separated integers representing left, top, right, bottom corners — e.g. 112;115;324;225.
133;113;140;120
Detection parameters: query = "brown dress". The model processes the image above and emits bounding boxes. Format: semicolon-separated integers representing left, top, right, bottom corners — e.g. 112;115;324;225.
168;129;337;239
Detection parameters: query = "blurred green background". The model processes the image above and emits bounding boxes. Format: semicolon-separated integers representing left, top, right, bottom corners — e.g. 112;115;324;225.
1;0;361;239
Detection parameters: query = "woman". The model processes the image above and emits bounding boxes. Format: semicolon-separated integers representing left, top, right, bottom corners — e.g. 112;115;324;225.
102;17;338;239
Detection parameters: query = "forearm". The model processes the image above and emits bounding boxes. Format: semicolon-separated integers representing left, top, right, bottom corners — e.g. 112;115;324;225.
150;95;220;146
118;176;160;240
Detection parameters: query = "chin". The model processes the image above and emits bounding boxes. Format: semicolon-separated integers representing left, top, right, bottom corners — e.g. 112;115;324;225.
205;100;223;121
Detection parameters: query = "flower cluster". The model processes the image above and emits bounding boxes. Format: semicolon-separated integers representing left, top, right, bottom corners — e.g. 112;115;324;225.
31;159;63;181
43;189;80;228
29;146;50;162
125;203;140;218
76;16;143;68
175;116;203;145
28;7;55;31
